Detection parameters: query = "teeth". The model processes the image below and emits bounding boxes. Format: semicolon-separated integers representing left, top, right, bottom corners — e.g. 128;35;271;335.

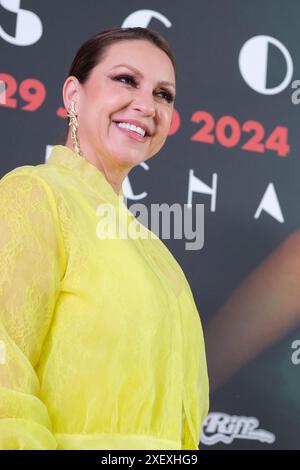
116;122;146;137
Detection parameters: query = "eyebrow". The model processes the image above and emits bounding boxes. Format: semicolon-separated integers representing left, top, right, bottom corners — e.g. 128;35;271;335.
110;64;176;90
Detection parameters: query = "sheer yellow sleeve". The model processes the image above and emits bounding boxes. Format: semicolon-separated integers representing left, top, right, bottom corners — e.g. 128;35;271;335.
0;171;65;449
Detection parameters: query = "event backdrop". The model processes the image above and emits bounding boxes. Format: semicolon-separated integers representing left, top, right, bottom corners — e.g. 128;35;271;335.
1;0;300;450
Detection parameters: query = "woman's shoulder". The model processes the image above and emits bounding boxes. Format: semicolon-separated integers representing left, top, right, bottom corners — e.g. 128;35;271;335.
0;161;69;224
0;154;70;201
1;163;36;181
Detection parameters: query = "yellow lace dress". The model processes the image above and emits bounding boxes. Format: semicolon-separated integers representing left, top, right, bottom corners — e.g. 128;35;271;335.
0;145;209;450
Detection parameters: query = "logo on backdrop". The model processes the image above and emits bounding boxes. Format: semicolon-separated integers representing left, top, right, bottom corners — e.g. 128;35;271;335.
0;0;42;46
239;35;293;95
122;9;172;28
254;183;284;223
201;412;276;445
187;169;284;222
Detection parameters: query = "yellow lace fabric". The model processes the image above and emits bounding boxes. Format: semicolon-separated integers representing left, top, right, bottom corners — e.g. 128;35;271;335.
0;145;209;450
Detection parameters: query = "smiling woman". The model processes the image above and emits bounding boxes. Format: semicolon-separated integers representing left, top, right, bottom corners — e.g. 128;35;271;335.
0;27;209;450
62;30;177;195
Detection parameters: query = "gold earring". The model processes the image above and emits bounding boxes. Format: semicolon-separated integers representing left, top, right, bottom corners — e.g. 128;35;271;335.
67;101;84;157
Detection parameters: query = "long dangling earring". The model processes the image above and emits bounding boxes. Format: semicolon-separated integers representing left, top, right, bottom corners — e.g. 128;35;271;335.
67;101;84;157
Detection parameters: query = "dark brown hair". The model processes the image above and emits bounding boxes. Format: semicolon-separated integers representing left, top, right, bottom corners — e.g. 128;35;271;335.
67;26;177;85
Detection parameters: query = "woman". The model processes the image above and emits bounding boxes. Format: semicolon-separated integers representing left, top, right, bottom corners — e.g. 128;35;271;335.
0;27;209;450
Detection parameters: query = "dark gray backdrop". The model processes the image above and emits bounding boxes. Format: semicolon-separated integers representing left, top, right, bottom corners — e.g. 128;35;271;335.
1;0;300;449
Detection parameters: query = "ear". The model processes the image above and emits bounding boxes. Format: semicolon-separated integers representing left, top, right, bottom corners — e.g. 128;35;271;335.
62;75;81;113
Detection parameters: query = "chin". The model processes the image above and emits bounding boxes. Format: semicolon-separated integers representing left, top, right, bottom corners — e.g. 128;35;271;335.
112;151;149;167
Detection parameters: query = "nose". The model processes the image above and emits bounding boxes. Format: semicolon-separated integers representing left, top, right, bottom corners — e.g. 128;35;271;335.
131;88;156;117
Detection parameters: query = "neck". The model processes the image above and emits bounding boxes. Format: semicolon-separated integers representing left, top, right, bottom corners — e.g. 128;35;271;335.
65;138;128;196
